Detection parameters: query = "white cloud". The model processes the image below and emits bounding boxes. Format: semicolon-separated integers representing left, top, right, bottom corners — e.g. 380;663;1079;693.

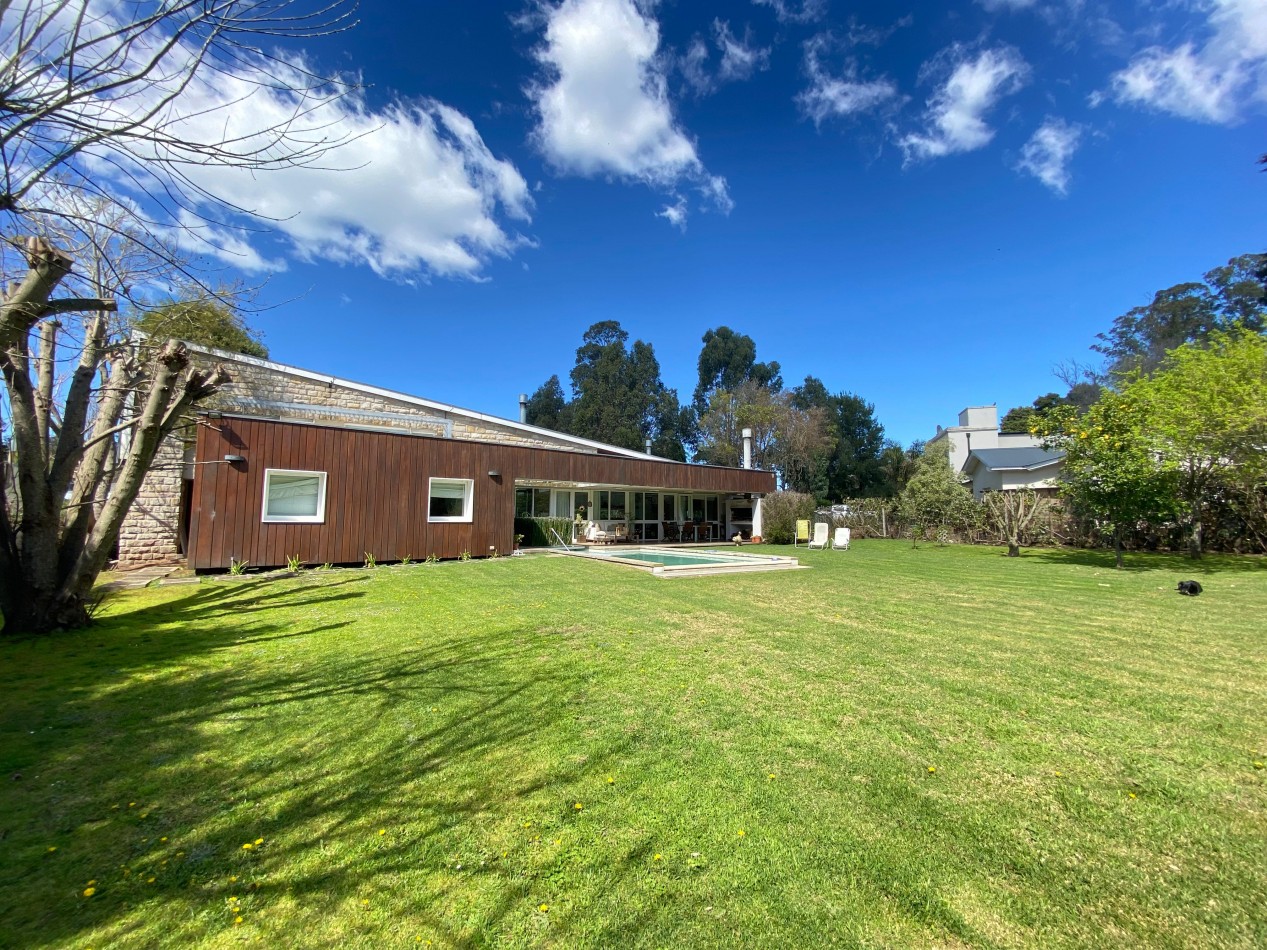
679;20;770;96
900;45;1031;162
657;196;688;230
797;33;902;125
976;0;1037;11
51;7;532;282
716;21;771;84
752;0;827;24
528;0;731;217
1015;117;1082;194
1108;0;1267;123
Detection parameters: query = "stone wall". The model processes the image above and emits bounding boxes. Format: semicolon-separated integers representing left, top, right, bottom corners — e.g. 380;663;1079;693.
116;352;596;566
116;428;190;566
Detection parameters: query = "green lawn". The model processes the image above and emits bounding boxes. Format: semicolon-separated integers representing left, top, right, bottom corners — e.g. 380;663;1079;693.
2;542;1265;948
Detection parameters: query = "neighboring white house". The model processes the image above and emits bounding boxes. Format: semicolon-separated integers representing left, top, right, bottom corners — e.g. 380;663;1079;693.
959;447;1064;499
928;405;1064;498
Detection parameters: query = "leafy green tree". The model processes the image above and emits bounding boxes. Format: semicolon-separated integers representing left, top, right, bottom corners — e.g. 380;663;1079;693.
896;441;980;546
695;382;830;484
525;375;568;431
527;322;685;457
877;440;922;497
1093;253;1265;379
134;294;268;358
693;326;781;410
1128;328;1267;558
1036;394;1179;568
790;376;888;500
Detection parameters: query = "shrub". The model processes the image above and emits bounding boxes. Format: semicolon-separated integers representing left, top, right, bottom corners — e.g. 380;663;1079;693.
760;491;817;544
514;517;575;547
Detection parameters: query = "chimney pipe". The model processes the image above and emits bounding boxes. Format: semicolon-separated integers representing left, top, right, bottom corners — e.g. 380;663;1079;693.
518;393;528;424
645;437;653;455
742;427;753;469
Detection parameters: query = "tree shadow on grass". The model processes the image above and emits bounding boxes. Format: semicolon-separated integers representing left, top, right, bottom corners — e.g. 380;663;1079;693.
1022;546;1266;575
0;573;663;948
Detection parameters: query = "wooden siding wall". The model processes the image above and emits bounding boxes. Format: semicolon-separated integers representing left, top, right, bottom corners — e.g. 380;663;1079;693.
188;417;776;569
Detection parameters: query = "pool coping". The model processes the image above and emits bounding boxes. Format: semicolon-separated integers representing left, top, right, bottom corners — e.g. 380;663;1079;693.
556;546;803;577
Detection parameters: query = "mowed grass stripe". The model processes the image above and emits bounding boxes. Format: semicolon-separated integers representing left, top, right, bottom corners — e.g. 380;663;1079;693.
0;541;1263;948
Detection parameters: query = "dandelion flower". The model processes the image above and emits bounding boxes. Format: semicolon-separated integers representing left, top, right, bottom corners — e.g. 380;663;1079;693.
538;903;549;913
362;899;370;907
1129;792;1137;799
160;837;168;842
128;802;136;808
235;916;243;924
241;843;253;850
607;776;615;784
573;803;583;810
47;846;57;852
378;829;386;836
737;830;746;837
653;854;662;861
255;838;264;845
82;887;96;897
767;773;776;780
927;766;936;773
229;875;238;882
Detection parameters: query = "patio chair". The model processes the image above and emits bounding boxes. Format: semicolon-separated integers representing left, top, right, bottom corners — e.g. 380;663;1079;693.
663;521;681;543
794;519;810;546
585;522;614;544
832;527;850;551
807;522;829;550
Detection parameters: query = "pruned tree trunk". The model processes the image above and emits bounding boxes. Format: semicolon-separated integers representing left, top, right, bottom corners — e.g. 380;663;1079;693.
0;240;227;634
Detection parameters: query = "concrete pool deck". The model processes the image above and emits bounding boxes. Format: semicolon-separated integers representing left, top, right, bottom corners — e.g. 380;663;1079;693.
552;545;804;577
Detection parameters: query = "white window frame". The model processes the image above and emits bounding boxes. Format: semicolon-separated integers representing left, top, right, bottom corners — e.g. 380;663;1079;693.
428;477;475;523
261;468;328;524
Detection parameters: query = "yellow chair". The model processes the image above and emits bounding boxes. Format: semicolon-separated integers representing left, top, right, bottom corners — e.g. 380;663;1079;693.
794;519;810;546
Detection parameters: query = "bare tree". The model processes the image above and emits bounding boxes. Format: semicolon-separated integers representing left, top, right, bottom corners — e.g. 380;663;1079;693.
1;0;356;632
981;488;1055;558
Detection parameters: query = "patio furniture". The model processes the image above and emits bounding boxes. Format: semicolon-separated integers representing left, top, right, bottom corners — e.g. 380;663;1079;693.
614;523;630;543
663;521;681;542
832;527;850;551
680;523;698;543
794;520;810;546
807;522;829;550
585;522;615;544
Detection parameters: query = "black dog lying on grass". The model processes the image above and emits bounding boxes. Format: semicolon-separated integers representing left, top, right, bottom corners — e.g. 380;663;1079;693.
1177;580;1203;596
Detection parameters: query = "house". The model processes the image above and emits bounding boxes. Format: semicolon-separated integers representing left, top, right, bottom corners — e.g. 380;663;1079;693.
118;345;774;570
928;405;1064;498
959;447;1064;499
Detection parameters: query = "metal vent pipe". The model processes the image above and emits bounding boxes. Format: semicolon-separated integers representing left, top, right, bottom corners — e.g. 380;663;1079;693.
742;427;753;469
645;438;653;455
518;393;528;424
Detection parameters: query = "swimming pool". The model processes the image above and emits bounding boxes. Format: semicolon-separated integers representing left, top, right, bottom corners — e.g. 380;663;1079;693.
561;546;801;576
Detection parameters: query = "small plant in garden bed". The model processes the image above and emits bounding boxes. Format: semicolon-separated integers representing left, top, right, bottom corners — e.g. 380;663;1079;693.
364;552;377;569
286;554;303;573
229;558;249;575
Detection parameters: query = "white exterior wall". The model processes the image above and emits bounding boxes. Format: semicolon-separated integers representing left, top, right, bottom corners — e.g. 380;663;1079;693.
931;406;1043;473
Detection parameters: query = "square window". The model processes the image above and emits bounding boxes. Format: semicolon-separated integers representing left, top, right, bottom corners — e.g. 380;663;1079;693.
262;469;327;523
429;478;474;523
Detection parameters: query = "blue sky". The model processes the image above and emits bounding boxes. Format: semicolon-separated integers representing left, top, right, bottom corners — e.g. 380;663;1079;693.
157;0;1265;446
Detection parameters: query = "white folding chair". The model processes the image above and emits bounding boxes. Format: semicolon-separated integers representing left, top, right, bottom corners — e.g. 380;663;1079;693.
807;522;829;550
